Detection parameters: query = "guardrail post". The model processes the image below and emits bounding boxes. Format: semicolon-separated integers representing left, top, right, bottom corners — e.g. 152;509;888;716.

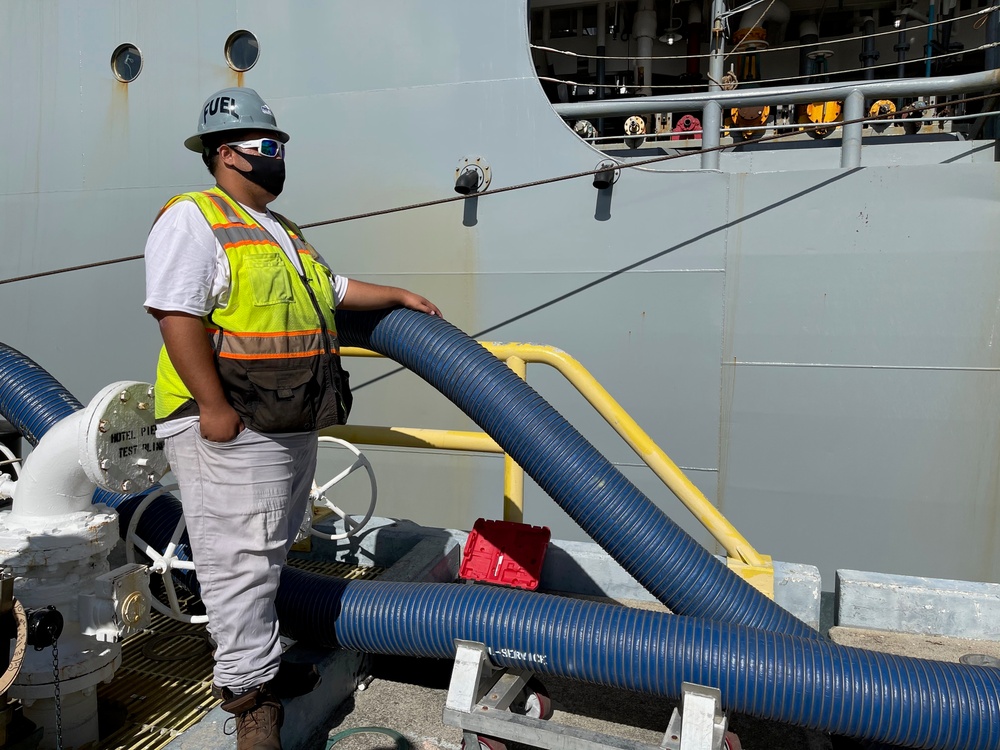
701;102;722;170
701;0;726;170
841;90;865;168
986;8;1000;139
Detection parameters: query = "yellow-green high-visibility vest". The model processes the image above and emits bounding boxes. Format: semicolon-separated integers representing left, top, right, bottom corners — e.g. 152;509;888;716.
153;186;350;432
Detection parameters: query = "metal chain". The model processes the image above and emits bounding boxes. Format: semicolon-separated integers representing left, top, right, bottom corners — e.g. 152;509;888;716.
52;640;63;750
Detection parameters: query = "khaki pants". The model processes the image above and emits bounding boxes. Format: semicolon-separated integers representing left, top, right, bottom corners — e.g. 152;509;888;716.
164;425;317;692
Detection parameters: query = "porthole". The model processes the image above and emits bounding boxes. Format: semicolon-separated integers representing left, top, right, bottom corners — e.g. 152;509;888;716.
111;43;143;83
225;30;260;72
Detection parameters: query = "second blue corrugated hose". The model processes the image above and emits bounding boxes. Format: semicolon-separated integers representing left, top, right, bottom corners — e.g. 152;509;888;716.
277;568;1000;750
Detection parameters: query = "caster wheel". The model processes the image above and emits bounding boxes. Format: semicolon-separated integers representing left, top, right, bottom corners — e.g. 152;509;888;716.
461;737;507;750
510;677;554;720
522;679;553;720
724;731;742;750
524;690;553;719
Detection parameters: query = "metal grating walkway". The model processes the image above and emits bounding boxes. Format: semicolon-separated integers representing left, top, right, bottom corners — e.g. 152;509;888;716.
95;559;382;750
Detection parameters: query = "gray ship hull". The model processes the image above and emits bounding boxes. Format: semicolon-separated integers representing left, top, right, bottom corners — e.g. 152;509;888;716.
1;0;998;591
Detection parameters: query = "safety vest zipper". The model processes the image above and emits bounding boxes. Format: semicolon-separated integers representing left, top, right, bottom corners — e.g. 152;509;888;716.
297;271;346;420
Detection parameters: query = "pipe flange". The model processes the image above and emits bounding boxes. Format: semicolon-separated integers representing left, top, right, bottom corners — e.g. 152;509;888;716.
573;120;598;139
0;510;118;569
624;115;647;136
869;99;897;118
78;381;168;495
455;156;491;194
592;160;621;189
11;645;120;699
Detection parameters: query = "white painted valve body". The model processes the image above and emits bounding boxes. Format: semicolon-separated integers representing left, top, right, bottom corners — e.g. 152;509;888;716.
0;381;167;749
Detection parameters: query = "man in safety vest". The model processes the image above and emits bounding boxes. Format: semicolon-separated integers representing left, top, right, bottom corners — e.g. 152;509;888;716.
143;87;440;750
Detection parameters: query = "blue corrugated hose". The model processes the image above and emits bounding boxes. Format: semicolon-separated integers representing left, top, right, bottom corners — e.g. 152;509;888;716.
0;343;83;444
335;308;815;637
277;569;1000;750
3;326;998;749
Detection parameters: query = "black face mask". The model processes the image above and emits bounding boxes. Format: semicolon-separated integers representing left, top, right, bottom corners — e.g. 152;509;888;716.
235;152;286;197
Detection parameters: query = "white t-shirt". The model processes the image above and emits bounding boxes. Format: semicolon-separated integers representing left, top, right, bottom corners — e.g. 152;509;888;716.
144;199;348;316
144;198;349;437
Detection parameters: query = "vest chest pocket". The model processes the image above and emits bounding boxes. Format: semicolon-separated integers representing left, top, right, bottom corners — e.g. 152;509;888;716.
242;254;293;306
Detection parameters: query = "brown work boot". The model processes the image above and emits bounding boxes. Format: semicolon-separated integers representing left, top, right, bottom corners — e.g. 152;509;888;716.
220;683;284;750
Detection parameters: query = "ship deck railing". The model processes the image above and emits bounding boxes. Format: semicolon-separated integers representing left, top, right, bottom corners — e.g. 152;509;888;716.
553;68;1000;168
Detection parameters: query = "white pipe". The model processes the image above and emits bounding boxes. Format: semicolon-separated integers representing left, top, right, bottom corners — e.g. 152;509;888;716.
799;18;819;39
635;0;657;95
10;412;94;519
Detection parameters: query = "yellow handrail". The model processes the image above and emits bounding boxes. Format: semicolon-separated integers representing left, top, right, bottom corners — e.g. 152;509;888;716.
325;424;501;454
481;343;766;568
503;356;528;523
330;342;770;579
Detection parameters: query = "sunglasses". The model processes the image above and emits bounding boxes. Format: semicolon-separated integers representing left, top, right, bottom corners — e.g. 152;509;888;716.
222;138;285;158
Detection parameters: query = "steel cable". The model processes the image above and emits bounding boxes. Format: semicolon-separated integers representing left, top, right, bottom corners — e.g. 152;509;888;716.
0;93;995;287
